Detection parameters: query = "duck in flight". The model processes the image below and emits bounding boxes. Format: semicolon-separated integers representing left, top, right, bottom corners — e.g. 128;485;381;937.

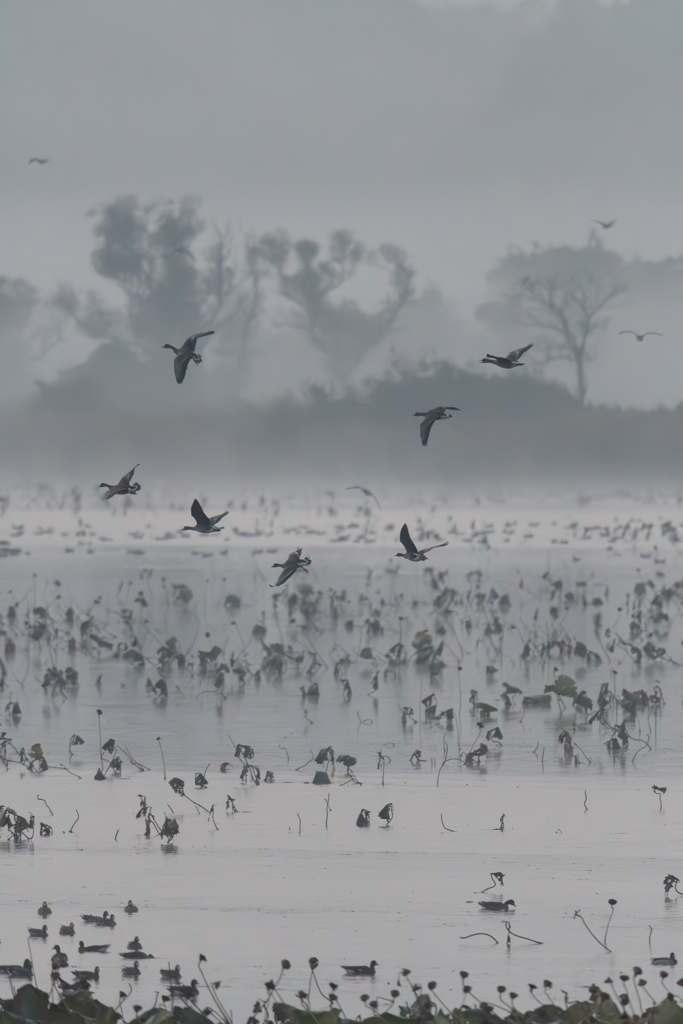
181;499;228;534
414;406;460;447
619;330;663;342
593;219;616;229
99;465;141;500
163;331;214;384
396;523;448;562
346;485;381;510
270;547;312;587
29;157;49;165
341;960;378;977
480;344;533;369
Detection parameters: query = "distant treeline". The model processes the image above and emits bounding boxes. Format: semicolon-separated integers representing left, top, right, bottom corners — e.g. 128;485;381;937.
8;360;682;487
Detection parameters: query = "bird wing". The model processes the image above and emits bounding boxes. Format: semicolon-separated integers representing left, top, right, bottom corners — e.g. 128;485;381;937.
272;564;298;587
208;510;229;526
399;523;419;555
346;486;381;509
419;412;437;447
119;464;139;488
420;541;449;555
506;344;533;362
190;499;212;529
174;352;191;383
643;332;664;338
618;331;637;336
185;330;215;349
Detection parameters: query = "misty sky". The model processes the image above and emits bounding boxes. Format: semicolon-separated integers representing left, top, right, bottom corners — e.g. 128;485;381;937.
2;0;682;407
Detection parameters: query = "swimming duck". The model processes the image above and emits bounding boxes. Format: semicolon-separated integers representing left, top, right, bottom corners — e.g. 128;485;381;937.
163;331;214;384
651;953;677;967
51;945;69;969
28;925;48;939
123;900;139;915
59;923;75;937
121;960;141;978
0;960;33;978
72;966;99;982
79;941;110;954
478;899;516;911
341;961;378;977
38;901;52;917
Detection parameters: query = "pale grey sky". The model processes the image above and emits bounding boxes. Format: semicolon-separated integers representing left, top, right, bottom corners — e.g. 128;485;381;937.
2;0;682;406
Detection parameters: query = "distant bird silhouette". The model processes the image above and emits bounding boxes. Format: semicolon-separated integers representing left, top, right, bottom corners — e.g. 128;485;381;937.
479;899;516;911
346;486;381;509
414;406;460;447
396;523;448;562
480;344;533;369
270;547;312;587
181;498;228;534
593;219;616;229
162;331;214;384
341;961;378;977
651;953;677;967
619;330;663;342
166;246;195;260
28;157;49;165
99;465;141;500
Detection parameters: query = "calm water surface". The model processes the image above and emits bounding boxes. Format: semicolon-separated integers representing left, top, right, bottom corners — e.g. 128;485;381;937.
1;490;683;1019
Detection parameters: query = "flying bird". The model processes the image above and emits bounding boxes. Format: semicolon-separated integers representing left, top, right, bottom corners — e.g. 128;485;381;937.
162;331;214;384
414;406;460;447
181;498;229;534
28;157;49;165
166;246;195;260
479;899;517;911
99;465;141;500
270;547;312;587
396;523;448;562
619;330;663;342
592;219;616;229
341;961;378;977
346;485;381;510
480;344;533;369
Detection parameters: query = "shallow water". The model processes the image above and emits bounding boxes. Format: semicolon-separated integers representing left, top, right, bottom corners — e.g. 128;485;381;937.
1;490;683;1019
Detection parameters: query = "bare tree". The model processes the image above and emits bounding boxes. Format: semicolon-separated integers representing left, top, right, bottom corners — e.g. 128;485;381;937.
516;273;626;404
259;229;415;386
